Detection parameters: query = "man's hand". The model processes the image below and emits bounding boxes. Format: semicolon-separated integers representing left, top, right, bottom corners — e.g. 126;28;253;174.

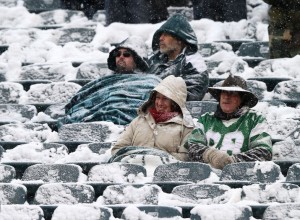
203;148;234;169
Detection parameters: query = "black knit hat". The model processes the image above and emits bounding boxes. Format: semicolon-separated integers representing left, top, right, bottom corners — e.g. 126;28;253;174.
208;75;258;108
107;36;149;72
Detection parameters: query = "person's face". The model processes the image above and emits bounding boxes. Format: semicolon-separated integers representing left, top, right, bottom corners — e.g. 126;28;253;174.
115;48;136;73
220;91;242;114
159;33;184;60
155;92;173;113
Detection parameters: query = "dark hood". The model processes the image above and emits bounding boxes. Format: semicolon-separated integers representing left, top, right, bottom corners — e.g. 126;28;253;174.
151;14;198;54
108;36;149;72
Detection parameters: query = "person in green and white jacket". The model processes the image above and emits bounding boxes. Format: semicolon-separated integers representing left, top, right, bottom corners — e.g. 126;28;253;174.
187;74;272;169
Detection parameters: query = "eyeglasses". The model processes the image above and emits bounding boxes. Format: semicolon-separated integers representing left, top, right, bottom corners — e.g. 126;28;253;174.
115;51;132;58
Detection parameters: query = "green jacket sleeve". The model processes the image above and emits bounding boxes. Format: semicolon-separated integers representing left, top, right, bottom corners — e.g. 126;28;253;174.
232;115;272;162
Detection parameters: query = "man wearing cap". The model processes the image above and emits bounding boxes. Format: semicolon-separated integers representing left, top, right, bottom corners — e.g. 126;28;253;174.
147;14;208;101
187;75;272;169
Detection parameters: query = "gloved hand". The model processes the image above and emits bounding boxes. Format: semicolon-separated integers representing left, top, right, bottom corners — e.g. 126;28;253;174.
203;148;234;169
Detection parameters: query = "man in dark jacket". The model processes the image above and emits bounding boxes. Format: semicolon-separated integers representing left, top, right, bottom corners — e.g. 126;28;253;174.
147;14;209;101
263;0;300;58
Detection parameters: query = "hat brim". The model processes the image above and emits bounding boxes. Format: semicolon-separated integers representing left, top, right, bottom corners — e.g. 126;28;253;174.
208;86;258;108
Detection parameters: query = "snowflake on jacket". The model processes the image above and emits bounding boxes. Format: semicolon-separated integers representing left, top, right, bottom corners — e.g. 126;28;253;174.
147;14;209;101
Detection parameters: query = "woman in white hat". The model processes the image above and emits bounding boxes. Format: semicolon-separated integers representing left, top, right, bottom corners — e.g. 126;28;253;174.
187;74;272;169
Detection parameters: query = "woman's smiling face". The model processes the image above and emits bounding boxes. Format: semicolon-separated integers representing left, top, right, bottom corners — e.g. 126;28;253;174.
155;92;173;113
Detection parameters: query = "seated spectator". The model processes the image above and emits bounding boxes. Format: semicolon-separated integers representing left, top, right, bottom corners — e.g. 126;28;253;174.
263;0;300;58
110;75;194;163
191;0;247;22
147;14;208;101
187;75;272;169
58;36;160;126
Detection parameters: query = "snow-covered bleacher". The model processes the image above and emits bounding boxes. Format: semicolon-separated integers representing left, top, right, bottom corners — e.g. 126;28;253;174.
0;0;300;219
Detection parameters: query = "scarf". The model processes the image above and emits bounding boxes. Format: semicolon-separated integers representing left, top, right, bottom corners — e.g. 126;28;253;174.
149;107;179;123
214;105;249;120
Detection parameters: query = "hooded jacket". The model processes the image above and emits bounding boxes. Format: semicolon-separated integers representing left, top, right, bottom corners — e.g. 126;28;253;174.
107;36;149;72
111;75;194;161
147;14;209;101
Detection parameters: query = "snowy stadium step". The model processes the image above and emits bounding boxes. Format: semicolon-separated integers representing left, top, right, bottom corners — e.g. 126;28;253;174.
0;164;16;182
170;184;236;213
14;62;77;90
24;82;81;107
0;141;28;150
215;40;254;52
0;205;44;220
33;183;95;204
198;42;233;58
274;160;300;177
56;27;96;45
269;80;300;108
247;77;291;91
57;122;123;143
100;184;161;206
23;0;62;13
40;204;182;220
241;183;300;205
22;164;83;182
236;41;270;68
21;164;84;202
214;161;283;188
121;205;183;219
86;163;147;198
0;183;27;204
53;141;111;153
268;119;300;141
66;161;100;175
73;61;111;81
262;203;300;220
0;0;18;7
149;162;212;193
190;204;254;220
49;141;91;153
0;104;37;123
2;161;41;180
284;163;300;186
51;205;112;220
236;41;270;58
